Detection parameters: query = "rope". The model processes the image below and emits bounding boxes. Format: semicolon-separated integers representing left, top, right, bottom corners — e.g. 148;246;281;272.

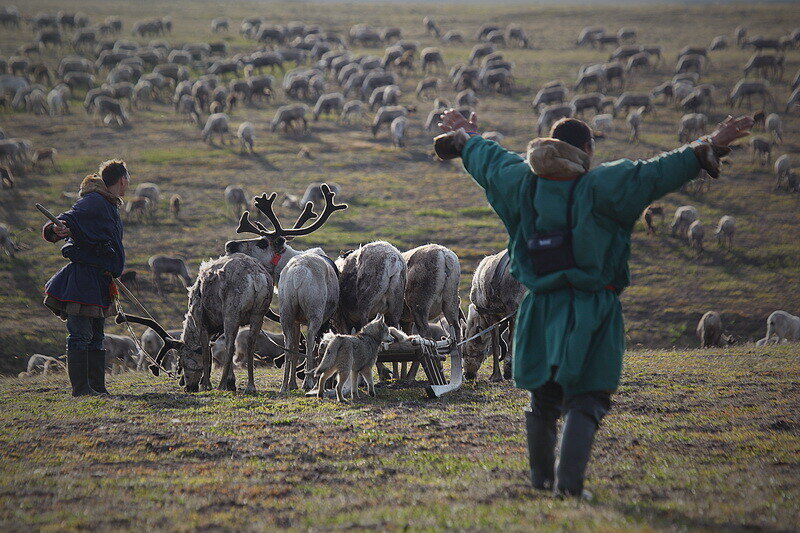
454;311;515;348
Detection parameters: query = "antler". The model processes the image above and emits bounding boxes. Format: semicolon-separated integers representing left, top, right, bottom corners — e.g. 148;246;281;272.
237;184;346;239
291;202;317;230
253;192;286;235
236;211;272;236
116;313;177;341
278;183;347;237
116;313;181;377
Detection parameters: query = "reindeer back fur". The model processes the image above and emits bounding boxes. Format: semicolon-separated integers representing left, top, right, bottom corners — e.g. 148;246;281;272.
278;250;339;326
401;244;461;336
336;241;407;330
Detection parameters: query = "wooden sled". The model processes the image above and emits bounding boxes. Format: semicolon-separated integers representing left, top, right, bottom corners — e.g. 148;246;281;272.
377;335;463;398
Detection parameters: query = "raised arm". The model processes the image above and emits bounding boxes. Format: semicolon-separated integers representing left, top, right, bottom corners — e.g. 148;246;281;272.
435;109;529;234
593;115;753;226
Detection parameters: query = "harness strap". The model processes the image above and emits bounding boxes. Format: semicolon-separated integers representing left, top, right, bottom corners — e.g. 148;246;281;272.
529;174;583;234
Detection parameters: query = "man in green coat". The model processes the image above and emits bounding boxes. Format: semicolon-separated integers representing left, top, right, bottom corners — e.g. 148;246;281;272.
435;111;753;498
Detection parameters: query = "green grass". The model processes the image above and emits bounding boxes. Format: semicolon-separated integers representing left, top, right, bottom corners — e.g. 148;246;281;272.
1;1;800;526
0;345;797;530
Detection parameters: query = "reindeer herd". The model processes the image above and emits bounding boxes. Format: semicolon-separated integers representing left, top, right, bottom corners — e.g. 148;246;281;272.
2;6;800;390
118;183;482;396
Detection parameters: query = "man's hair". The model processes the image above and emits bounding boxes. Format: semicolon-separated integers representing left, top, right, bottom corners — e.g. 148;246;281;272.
550;118;593;151
99;159;128;187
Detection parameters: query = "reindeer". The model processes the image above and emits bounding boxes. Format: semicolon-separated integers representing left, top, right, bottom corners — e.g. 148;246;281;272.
335;242;407;382
170;194;181;219
148;255;192;295
224;185;248;218
463;249;525;381
225;184;347;392
117;253;273;393
398;244;462;381
641;205;665;235
125;196;151;222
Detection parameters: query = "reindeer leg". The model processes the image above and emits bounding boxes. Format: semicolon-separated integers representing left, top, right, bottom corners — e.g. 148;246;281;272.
489;326;503;382
199;328;212;391
218;324;237;391
302;320;321;391
504;318;515;380
244;316;263;394
280;323;294;394
287;323;300;390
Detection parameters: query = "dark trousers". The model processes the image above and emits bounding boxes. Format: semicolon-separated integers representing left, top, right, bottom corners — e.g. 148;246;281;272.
529;380;611;425
526;379;611;493
66;315;105;351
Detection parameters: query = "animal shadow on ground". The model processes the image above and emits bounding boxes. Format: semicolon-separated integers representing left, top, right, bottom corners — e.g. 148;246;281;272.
245;151;277;171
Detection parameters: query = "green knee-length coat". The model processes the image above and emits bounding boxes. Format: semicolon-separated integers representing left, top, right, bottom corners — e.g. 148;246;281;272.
461;135;701;395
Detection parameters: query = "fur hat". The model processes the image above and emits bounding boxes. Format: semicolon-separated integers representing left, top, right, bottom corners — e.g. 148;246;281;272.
526;138;591;179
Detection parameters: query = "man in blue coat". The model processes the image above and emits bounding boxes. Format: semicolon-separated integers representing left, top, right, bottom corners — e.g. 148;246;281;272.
43;160;129;396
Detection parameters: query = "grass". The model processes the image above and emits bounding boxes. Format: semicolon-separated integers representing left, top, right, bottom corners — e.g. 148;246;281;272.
0;1;799;528
1;0;795;369
0;345;798;530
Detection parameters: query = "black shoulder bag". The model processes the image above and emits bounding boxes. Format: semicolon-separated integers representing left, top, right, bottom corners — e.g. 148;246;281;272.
526;175;583;276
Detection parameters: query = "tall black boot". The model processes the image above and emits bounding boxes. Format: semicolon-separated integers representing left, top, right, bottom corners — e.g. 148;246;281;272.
88;349;109;395
525;409;558;490
67;349;98;397
554;409;599;499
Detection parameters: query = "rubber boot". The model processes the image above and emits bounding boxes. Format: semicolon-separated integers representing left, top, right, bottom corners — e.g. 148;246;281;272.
554;409;599;498
67;349;98;397
525;409;558;490
88;349;109;395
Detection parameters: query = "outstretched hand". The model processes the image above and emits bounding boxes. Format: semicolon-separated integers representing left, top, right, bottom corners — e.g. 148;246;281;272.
438;108;478;134
709;115;754;147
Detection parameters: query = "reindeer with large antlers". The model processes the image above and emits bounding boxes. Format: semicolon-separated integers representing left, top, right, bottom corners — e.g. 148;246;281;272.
117;252;273;393
225;183;347;392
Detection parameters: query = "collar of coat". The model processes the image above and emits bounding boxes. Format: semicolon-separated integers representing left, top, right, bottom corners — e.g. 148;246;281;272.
526;138;591;181
79;175;122;207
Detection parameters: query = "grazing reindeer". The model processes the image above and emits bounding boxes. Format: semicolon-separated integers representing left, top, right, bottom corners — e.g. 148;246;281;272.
125;196;151;222
170;194;181;219
463;249;525;381
715;215;736;249
1;166;14;189
641;205;664;235
119;269;140;292
225;183;348;392
117;253;273;393
399;244;462;380
0;223;18;258
750;137;771;166
148;255;192;295
224;185;248;218
32;148;58;170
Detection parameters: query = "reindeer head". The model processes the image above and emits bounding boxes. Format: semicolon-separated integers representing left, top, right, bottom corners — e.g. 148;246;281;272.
462;304;491;380
225;183;347;270
115;313;204;392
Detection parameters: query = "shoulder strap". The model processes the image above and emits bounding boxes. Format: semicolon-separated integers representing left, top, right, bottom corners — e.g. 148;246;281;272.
529;174;584;232
565;175;583;229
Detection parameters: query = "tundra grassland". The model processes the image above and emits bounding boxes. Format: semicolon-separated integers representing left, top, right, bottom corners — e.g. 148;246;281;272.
1;345;799;531
0;1;799;529
0;2;799;367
